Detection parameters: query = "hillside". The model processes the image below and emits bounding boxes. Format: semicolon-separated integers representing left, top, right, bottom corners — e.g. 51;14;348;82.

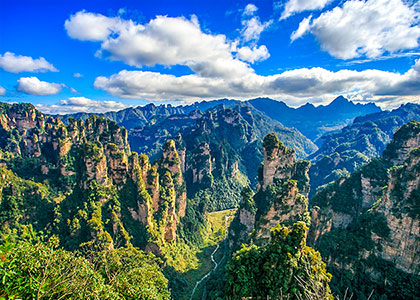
309;121;420;299
202;133;332;299
129;103;317;211
249;96;381;141
54;103;185;130
309;103;420;197
54;96;379;143
0;102;191;253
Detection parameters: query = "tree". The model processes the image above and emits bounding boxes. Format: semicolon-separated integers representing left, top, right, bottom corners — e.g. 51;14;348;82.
225;222;333;300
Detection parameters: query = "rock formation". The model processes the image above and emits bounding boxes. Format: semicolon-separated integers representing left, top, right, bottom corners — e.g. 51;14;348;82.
0;102;186;253
229;133;311;248
309;121;420;298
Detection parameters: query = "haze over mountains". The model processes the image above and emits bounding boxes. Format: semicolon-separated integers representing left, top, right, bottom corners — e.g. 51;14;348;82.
54;96;381;142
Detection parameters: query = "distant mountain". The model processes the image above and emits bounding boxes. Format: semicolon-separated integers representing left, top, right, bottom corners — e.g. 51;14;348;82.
129;103;317;211
54;96;380;142
181;98;239;113
309;103;420;197
54;103;185;129
54;100;239;130
249;96;381;141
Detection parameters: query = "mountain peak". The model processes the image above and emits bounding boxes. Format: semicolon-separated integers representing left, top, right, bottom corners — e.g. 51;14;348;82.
329;96;350;106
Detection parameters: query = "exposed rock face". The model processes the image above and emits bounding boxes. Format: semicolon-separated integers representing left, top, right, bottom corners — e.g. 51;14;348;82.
229;133;310;248
228;187;256;251
0;102;186;252
159;140;187;217
260;133;296;190
374;148;420;273
383;120;420;165
188;142;212;185
309;121;420;298
253;181;308;244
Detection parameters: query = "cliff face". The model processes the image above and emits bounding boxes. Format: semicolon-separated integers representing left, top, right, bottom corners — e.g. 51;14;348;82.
0;102;186;253
308;103;420;198
225;133;332;299
129;104;317;212
309;121;420;299
229;133;310;248
374;147;420;273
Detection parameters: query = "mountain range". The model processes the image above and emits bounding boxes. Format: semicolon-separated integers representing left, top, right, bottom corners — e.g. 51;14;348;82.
1;97;419;300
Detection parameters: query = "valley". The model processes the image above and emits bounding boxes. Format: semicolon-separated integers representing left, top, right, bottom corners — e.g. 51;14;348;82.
0;97;419;300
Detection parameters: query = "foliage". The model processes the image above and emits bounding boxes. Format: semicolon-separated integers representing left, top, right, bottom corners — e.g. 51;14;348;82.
92;247;170;300
0;232;118;300
225;222;333;300
309;106;420;198
263;132;281;158
0;227;171;300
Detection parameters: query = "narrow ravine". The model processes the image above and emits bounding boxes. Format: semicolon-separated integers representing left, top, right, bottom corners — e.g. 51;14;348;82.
189;244;220;300
190;214;233;300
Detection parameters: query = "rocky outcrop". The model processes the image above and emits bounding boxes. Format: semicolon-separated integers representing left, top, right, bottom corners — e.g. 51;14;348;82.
308;121;420;298
373;148;420;273
229;133;311;248
0;102;187;252
260;133;296;190
159;140;187;217
188;142;213;185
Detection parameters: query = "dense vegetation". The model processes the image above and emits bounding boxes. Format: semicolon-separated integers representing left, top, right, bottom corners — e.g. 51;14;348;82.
1;100;419;300
0;227;170;300
309;121;420;299
309;103;420;198
129;104;316;212
226;222;333;300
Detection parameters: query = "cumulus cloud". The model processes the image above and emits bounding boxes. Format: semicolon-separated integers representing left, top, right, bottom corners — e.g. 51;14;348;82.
0;52;58;73
291;0;420;59
236;45;270;63
36;97;130;114
65;12;256;76
241;17;272;42
73;73;83;78
65;11;271;77
65;11;123;41
243;4;258;16
0;86;5;96
17;77;62;95
94;59;420;108
281;0;333;19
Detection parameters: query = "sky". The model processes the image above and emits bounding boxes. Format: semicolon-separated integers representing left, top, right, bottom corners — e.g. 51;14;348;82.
1;0;420;114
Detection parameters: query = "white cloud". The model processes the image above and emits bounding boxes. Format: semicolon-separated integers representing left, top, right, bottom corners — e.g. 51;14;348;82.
236;45;270;63
36;97;130;114
243;4;258;16
291;0;420;59
65;11;272;77
94;59;420;108
0;86;5;96
281;0;333;19
64;11;123;41
66;9;420;109
65;12;250;76
0;52;58;73
17;77;62;95
73;72;83;78
290;15;312;41
241;17;272;42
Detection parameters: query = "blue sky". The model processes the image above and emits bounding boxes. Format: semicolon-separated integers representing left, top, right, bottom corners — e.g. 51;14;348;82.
1;0;420;114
